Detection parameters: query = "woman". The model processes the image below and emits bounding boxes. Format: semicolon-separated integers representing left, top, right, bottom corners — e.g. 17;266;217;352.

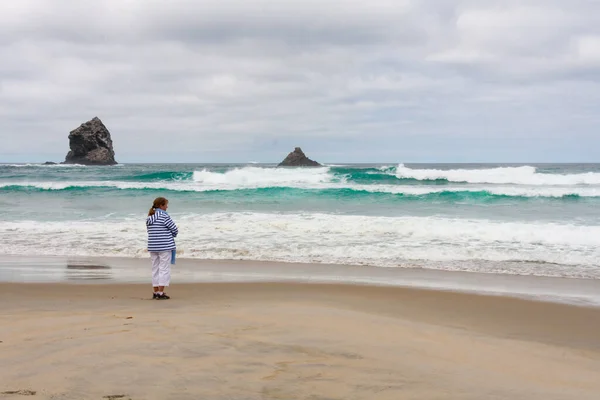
146;197;178;300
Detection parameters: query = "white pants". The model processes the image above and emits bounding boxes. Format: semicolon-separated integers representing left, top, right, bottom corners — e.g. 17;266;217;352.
150;251;171;287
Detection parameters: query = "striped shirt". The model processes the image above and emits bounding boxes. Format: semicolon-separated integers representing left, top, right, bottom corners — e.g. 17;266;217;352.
146;209;178;252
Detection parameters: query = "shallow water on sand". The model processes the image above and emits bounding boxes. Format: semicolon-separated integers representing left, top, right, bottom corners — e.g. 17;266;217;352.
3;256;600;307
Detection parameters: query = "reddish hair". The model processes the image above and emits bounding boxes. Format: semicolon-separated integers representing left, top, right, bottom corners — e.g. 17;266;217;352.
148;197;168;216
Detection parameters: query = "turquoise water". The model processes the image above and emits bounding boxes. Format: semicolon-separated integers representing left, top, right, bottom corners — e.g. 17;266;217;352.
1;163;600;278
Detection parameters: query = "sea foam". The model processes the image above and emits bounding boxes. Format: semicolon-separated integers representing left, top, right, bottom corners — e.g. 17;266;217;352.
2;213;599;278
392;164;600;185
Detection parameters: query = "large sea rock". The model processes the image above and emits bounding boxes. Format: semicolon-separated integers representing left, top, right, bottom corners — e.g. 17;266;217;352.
278;147;321;167
64;117;117;165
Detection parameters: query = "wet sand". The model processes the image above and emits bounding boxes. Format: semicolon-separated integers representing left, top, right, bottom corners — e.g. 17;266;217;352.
2;282;600;400
3;255;600;307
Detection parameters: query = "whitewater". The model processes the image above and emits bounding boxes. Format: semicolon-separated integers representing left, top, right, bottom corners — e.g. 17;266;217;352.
1;162;600;279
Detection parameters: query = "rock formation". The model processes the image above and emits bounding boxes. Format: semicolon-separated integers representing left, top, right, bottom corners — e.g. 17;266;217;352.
64;117;117;165
278;147;321;167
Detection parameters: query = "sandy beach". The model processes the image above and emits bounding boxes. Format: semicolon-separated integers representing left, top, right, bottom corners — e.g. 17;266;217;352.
2;282;600;400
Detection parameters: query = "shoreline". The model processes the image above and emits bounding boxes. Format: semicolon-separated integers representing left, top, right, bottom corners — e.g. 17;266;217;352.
2;254;600;307
3;281;600;399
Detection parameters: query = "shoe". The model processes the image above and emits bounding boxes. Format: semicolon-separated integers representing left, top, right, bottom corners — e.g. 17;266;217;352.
157;293;170;300
152;293;158;299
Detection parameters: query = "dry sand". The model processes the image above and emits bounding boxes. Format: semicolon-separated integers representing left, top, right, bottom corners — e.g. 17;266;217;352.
2;282;600;400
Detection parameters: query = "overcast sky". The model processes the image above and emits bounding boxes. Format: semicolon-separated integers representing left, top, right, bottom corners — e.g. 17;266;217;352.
1;0;599;163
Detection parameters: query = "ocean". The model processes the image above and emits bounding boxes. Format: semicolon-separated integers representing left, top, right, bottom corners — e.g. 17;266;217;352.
1;162;600;280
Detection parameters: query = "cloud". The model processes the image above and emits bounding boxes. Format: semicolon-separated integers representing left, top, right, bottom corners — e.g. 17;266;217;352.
0;0;599;162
